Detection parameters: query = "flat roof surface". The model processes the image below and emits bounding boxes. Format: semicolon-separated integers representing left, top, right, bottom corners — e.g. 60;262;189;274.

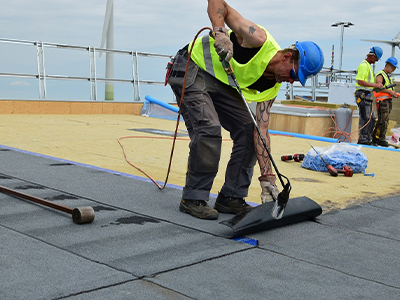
1;114;400;299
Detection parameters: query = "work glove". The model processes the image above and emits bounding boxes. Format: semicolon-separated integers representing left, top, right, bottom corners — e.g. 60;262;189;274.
259;174;279;203
213;27;233;63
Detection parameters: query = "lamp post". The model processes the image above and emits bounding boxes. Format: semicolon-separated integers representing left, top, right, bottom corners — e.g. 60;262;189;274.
331;21;354;71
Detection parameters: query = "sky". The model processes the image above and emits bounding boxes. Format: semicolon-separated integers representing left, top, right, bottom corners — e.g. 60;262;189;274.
1;0;400;101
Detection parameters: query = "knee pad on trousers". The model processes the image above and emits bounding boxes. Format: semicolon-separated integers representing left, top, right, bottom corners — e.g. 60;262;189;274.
189;129;222;173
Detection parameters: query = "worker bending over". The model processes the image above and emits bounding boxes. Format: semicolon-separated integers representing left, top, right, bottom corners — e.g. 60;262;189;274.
167;0;323;220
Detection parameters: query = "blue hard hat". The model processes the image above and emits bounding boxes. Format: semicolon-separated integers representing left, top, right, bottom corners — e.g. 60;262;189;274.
295;41;324;86
385;56;398;68
370;46;383;60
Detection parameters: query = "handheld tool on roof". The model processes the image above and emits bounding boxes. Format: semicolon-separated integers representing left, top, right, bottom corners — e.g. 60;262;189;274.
307;141;338;177
0;185;95;224
281;154;305;162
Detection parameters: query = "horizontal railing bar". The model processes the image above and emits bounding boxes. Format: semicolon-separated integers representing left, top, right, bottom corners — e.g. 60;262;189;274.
0;37;173;58
0;72;38;78
0;72;164;85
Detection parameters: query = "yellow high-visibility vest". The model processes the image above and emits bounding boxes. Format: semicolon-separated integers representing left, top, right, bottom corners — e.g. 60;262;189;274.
355;60;374;91
189;25;281;102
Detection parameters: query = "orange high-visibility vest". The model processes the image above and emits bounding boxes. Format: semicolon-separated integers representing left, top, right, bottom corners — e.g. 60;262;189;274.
373;91;392;102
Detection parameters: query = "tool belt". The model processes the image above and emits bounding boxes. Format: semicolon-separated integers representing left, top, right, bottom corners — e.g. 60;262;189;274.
355;90;374;104
165;45;190;86
165;44;199;89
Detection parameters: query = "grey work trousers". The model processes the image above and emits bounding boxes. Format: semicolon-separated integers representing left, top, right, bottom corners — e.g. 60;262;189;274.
168;50;257;201
372;99;392;142
355;90;376;144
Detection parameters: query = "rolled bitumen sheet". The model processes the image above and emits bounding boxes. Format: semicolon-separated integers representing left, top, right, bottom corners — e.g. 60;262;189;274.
220;196;322;237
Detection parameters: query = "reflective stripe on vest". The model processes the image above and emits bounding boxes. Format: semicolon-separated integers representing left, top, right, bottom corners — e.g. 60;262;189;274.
201;36;236;86
189;25;282;102
355;60;374;91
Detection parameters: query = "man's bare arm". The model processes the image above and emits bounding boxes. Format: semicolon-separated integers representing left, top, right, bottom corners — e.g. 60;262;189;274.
255;100;275;175
357;79;383;89
207;0;266;47
376;75;397;97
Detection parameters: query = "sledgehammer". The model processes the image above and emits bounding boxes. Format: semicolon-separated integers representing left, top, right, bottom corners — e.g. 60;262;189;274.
0;185;95;224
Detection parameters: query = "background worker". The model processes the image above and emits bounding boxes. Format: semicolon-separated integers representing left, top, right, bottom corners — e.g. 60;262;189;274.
167;0;323;220
355;46;384;145
372;57;400;147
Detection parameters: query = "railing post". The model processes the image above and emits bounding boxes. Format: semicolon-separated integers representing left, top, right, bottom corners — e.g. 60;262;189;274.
311;75;317;101
88;47;97;100
131;51;140;101
286;83;294;100
36;41;46;99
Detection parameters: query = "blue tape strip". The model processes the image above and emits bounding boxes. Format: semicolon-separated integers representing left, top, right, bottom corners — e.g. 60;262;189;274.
233;237;258;246
269;130;339;143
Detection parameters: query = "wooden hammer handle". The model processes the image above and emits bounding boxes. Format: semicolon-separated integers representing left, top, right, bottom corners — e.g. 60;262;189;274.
0;185;73;214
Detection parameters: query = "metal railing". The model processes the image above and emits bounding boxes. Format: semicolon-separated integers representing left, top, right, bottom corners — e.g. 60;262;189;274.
285;67;357;101
1;38;398;103
0;38;173;102
286;67;400;102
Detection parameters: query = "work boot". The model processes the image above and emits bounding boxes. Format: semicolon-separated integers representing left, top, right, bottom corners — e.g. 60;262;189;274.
179;199;218;220
214;193;252;214
377;140;389;147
